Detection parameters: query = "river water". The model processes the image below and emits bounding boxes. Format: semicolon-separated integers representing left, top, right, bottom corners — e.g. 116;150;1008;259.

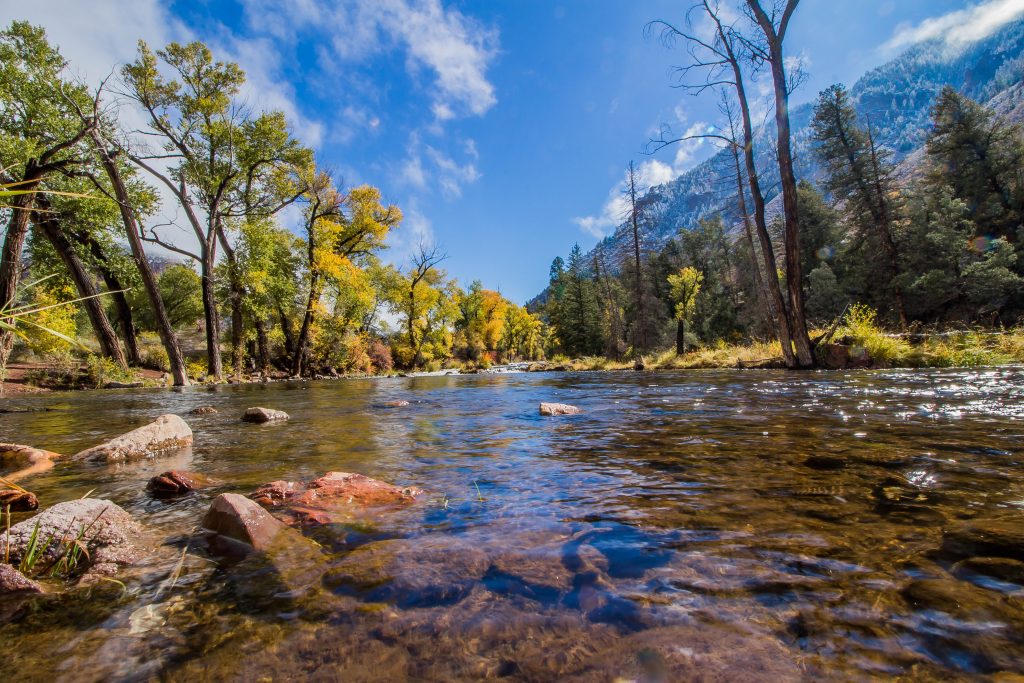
1;368;1023;681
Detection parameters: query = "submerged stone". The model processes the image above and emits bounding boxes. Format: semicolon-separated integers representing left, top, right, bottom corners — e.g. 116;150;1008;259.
941;514;1024;561
0;442;62;481
147;470;207;497
241;407;290;423
251;471;422;527
73;414;193;462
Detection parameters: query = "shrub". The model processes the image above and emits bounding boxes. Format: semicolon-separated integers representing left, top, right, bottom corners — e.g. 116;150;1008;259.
841;303;911;366
367;338;393;374
85;355;138;388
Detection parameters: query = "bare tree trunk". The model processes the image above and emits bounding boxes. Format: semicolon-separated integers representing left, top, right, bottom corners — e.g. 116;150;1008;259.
277;301;295;360
216;229;245;381
92;137;189;386
33;195;127;369
626;162;647;353
199;250;223;379
728;130;774;333
866;122;908;328
75;233;142;365
254;316;271;375
747;0;815;368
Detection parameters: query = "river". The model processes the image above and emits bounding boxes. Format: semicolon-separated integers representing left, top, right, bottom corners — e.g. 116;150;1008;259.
1;368;1023;681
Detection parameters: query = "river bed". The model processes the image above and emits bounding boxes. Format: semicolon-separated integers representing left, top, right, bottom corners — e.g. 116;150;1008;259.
1;368;1023;681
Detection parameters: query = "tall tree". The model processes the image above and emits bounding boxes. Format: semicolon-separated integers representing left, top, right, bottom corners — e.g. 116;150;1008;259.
668;266;703;355
623;161;649;353
812;84;907;325
745;0;815;367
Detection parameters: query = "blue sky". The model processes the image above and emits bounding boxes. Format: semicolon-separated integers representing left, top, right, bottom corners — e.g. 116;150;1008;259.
4;0;1023;302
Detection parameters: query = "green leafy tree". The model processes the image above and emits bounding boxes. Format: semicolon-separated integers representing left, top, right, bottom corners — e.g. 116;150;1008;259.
667;266;703;355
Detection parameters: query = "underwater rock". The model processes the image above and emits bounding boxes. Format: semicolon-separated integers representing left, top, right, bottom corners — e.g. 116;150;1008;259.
5;498;145;577
0;489;38;511
74;414;193;463
202;493;286;552
189;406;218;415
241;407;290;423
146;470;207;497
0;442;63;482
941;514;1024;561
0;563;42;594
251;471;423;527
539;402;581;416
380;400;410;408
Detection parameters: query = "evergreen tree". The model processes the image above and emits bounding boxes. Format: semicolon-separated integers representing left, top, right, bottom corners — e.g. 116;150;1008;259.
553;244;602;357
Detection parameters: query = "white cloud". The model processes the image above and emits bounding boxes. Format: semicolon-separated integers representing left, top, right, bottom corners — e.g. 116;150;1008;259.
385;201;436;263
573;160;679;239
882;0;1024;53
398;133;480;198
242;0;499;123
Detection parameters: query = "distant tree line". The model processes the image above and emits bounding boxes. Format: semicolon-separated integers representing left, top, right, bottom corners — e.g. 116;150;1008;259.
0;22;545;385
538;1;1023;364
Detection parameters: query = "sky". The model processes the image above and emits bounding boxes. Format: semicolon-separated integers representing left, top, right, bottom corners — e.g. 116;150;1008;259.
3;0;1023;303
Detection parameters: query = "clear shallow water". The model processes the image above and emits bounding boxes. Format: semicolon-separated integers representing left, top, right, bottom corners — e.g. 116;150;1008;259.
1;368;1023;681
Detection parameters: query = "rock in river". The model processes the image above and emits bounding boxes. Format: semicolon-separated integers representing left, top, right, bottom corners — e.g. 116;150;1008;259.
189;406;218;415
0;442;63;481
941;513;1024;561
6;498;145;578
202;493;287;552
0;489;38;511
241;407;290;423
74;414;193;463
539;402;581;416
147;470;207;497
252;471;422;526
0;563;42;594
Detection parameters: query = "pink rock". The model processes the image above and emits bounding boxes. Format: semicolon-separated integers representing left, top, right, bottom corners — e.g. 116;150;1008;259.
0;564;41;594
251;471;422;527
539;402;581;416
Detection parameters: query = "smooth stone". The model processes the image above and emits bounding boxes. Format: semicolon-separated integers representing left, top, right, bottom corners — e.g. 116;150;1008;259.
202;493;287;551
74;414;193;463
0;443;63;482
146;470;206;497
539;402;581;416
241;407;290;423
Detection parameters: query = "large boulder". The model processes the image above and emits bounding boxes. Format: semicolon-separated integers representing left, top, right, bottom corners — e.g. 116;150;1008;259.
539;402;581;416
241;407;289;423
0;442;62;481
5;498;144;578
74;414;193;463
251;471;422;527
202;493;287;552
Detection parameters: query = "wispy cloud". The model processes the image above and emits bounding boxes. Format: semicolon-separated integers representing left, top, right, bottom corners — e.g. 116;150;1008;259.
398;132;481;198
882;0;1024;53
242;0;499;124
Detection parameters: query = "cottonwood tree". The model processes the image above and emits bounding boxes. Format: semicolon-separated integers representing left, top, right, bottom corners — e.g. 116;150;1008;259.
0;22;97;369
386;244;450;369
668;266;703;354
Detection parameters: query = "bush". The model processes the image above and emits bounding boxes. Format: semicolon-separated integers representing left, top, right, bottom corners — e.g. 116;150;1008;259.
85;355;138;388
841;303;911;366
367;338;393;374
137;332;170;371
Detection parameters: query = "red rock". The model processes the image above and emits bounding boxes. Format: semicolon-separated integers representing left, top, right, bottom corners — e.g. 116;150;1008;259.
201;493;286;551
146;470;206;497
380;400;410;408
0;489;38;511
539;402;581;416
251;471;422;527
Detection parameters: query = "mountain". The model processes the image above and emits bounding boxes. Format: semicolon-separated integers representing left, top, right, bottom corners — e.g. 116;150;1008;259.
530;18;1024;308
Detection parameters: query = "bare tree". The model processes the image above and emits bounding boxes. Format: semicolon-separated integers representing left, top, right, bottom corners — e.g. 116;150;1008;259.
648;0;799;366
623;161;649;353
744;0;815;366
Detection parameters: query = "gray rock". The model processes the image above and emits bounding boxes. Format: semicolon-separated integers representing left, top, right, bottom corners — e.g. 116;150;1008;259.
241;407;290;423
74;414;193;462
0;564;42;594
6;498;144;572
202;493;286;551
539;402;581;416
103;381;144;389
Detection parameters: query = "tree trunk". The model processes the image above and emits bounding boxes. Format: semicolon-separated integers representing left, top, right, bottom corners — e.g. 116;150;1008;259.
254;316;271;375
729;142;774;334
748;0;815;368
0;176;40;371
73;230;142;365
91;137;189;386
199;251;223;380
277;301;295;359
676;318;685;355
292;273;320;377
627;162;647;353
33;196;127;369
216;230;245;381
